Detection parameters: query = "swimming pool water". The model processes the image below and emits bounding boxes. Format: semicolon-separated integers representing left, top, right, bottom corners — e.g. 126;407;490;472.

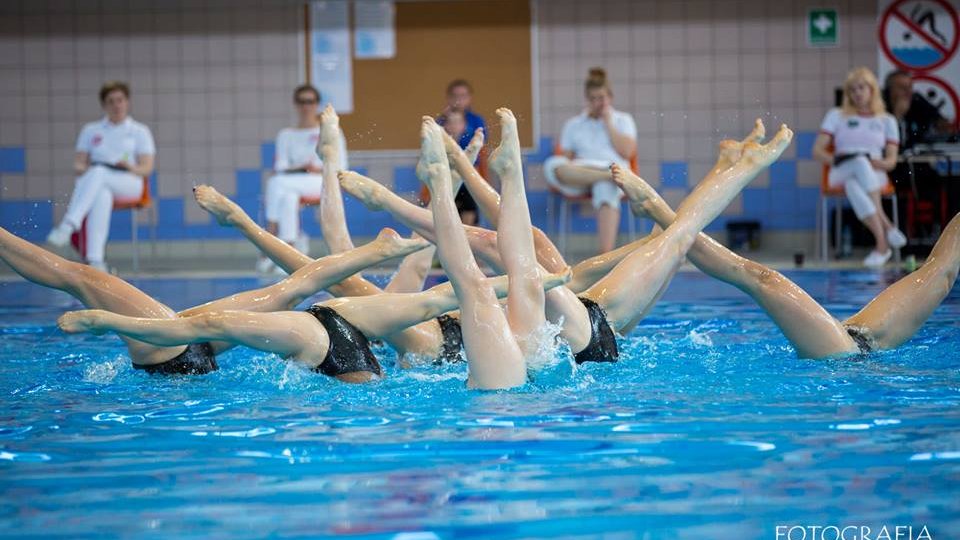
0;271;958;539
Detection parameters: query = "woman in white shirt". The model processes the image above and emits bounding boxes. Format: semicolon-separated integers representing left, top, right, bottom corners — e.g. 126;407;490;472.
813;67;907;267
46;81;155;272
261;85;348;270
544;68;637;254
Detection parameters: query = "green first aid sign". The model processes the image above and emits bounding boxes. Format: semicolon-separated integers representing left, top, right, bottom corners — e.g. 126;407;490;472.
808;8;839;47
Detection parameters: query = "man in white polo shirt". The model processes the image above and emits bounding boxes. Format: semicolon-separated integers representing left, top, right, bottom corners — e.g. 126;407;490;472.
47;81;155;272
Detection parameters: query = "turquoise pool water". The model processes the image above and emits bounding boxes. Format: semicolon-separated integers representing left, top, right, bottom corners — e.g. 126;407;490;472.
0;271;958;539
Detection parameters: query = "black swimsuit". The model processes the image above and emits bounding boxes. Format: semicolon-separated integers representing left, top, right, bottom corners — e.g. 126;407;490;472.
434;315;464;364
573;297;619;364
133;342;219;375
305;305;383;378
844;326;875;355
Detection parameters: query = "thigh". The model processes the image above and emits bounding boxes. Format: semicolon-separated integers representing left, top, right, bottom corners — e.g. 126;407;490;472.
827;160;855;188
284;174;324;198
102;170;143;199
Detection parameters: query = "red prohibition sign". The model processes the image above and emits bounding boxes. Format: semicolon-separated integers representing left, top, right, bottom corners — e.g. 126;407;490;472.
879;0;959;72
912;73;960;129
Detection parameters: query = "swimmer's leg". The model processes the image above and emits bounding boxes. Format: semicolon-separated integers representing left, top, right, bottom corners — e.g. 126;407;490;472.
339;170;504;268
844;212;960;350
418;117;526;389
489;108;546;350
446;128;568;274
195;185;314;273
615;125;858;357
324;270;570;340
584;125;794;331
179;229;428;316
318;104;354;254
567;231;659;294
616;169;856;358
383;233;436;294
0;226;186;364
59;309;328;369
195;185;442;357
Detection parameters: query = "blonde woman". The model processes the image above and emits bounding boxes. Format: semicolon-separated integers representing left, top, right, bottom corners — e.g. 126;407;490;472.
813;67;907;267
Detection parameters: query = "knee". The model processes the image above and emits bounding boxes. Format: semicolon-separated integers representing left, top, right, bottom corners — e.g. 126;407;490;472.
742;260;783;290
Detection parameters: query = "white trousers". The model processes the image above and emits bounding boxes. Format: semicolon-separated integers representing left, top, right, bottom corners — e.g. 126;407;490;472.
543;155;623;209
828;156;887;220
62;165;143;263
264;173;324;242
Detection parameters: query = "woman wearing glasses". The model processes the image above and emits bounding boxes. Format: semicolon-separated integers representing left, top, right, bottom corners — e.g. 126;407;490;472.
260;85;348;272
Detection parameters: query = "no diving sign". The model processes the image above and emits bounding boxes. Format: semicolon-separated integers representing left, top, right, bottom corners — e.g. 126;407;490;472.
878;0;960;132
880;0;959;71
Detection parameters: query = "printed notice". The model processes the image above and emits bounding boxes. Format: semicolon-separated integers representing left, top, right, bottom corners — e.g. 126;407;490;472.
354;0;396;59
310;1;353;113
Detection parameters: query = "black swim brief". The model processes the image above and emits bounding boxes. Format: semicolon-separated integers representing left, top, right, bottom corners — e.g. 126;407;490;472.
573;297;619;364
133;342;219;375
305;305;383;378
844;326;875;355
434;315;464;364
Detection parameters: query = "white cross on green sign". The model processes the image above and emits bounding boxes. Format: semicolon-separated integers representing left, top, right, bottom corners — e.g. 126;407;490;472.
808;8;839;47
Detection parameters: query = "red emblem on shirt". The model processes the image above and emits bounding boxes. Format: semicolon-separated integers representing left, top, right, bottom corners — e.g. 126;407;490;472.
92;134;103;146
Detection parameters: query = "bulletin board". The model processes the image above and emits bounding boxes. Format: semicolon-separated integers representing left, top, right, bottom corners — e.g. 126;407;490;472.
306;0;534;150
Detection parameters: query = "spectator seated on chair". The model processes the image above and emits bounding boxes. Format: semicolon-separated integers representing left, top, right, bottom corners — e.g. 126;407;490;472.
46;81;155;273
813;67;907;268
543;67;637;254
436;79;487;225
260;84;348;273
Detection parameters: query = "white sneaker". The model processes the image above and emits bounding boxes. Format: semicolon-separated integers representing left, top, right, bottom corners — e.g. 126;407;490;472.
863;249;892;268
88;260;109;273
271;264;288;277
294;232;310;255
886;228;907;249
46;224;72;247
255;257;275;274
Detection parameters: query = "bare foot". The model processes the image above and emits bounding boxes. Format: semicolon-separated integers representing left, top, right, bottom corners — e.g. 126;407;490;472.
373;227;431;258
194;185;244;227
744;118;765;144
739;124;793;169
441;128;464;157
714;119;768;169
489;108;522;178
319;104;342;163
464;127;485;164
58;310;107;335
416;117;451;194
610;164;662;218
320;104;340;145
338;171;387;211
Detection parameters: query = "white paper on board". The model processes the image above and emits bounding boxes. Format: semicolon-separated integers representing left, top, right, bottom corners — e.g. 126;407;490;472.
310;1;354;113
354;0;396;59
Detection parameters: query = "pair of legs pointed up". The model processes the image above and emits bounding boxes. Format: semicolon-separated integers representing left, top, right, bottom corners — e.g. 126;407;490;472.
340;112;794;388
611;130;960;358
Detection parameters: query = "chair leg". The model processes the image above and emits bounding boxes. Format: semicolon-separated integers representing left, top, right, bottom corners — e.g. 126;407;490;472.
834;200;843;259
131;207;140;274
819;197;828;263
558;196;568;258
890;193;901;263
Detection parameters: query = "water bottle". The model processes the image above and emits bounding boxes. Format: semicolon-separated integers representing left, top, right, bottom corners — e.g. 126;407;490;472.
840;224;852;258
